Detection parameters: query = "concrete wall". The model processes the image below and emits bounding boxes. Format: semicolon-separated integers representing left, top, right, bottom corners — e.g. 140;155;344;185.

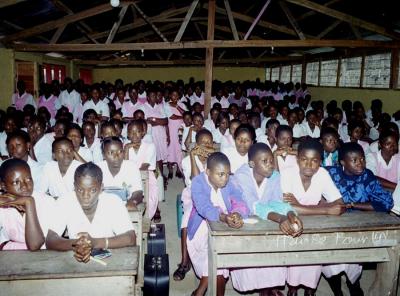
92;66;265;83
309;86;400;114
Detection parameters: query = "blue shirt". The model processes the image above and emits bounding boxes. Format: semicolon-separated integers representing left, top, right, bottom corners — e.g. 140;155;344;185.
326;166;393;212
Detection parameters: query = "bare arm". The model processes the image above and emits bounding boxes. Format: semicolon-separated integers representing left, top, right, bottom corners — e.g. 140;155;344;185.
45;229;78;251
376;176;397;192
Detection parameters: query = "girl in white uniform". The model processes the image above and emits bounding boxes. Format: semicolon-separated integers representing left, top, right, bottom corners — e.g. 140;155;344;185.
221;124;255;174
66;123;93;163
97;137;143;210
82;121;103;163
28;117;53;165
37;138;81;199
45;162;136;263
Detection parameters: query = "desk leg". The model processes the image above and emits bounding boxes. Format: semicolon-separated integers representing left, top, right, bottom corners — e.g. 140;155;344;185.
208;234;217;296
368;246;400;296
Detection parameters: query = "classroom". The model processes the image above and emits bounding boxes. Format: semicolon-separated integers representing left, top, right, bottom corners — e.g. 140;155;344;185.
1;0;400;295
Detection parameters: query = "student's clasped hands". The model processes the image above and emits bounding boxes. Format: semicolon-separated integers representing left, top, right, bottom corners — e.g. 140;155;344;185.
279;211;303;237
226;212;244;229
73;232;93;263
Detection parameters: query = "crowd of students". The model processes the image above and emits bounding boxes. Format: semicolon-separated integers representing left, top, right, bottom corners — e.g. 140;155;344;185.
1;76;399;296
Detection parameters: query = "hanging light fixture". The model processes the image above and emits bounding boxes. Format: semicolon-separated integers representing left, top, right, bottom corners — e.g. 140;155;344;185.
110;0;120;7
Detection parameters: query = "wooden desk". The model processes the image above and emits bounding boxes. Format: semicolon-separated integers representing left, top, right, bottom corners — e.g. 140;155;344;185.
0;247;139;296
207;212;400;296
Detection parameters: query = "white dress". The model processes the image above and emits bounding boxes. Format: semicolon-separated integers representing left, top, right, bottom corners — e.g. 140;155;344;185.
33;135;53;165
221;146;248;174
37;160;81;198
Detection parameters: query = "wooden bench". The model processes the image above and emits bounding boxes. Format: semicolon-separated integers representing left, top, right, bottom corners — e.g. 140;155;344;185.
207;212;400;296
0;247;139;296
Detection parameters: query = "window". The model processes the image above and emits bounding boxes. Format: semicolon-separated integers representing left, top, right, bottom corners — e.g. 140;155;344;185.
271;67;280;81
320;60;338;86
42;64;66;83
363;53;391;88
265;67;271;80
280;65;291;83
291;64;302;83
339;57;362;87
306;62;319;85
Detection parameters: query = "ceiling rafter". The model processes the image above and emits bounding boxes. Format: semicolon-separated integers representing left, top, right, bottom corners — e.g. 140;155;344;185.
174;0;199;42
279;1;306;40
106;4;129;44
244;0;272;40
223;0;239;41
295;0;342;21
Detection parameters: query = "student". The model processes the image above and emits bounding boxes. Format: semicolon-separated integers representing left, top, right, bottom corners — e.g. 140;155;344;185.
323;142;393;296
37;138;81;199
221;124;255;174
248;112;263;141
258;118;279;152
189;83;205;106
174;129;215;281
321;127;340;167
302;110;320;138
0;159;63;250
287;109;305;139
0;116;18;158
6;130;42;187
82;121;103;163
140;89;169;180
346;120;370;155
66;123;92;163
11;80;36;111
82;84;110;121
212;112;229;144
38;83;61;126
282;139;346;296
28;117;53;165
99;121;117;140
366;130;400;191
109;118;127;144
122;86;142;120
58;78;81;122
45;162;136;263
203;108;219;133
187;152;249;296
220;119;240;151
52;119;69;140
184;112;204;151
369;122;399;153
273;125;297;171
113;88;127;110
261;104;278;134
165;89;186;179
230;143;302;295
96;136;143;209
124;120;159;219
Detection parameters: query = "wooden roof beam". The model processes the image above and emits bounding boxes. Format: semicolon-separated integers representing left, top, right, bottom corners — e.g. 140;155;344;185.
106;5;129;44
295;0;342;21
316;19;341;39
0;0;27;9
223;0;239;40
50;25;67;44
65;6;189;44
285;0;400;40
1;2;120;43
244;0;272;40
132;3;168;42
194;22;205;40
279;1;306;40
174;0;199;42
13;40;400;52
197;22;262;40
51;0;93;33
2;20;49;43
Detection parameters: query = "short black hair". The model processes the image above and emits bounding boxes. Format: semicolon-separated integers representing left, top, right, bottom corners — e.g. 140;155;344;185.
338;142;364;161
52;137;74;153
207;152;230;170
320;127;339;139
83;109;97;120
248;142;272;161
0;158;30;182
347;120;365;135
266;118;280;129
66;123;84;146
379;129;399;145
6;130;30;146
233;123;256;141
306;110;317;120
275;124;293;138
74;162;103;184
101;136;123;152
195;129;213;143
298;138;324;160
128;119;146;132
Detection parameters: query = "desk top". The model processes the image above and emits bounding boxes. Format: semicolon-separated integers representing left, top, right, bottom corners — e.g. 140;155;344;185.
209;212;400;236
0;247;139;281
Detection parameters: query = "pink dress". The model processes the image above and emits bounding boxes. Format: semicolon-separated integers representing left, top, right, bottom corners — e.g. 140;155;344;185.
166;103;185;168
141;103;168;162
38;95;60;120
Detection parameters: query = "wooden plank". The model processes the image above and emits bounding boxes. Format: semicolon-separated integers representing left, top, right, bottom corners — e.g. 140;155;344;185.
360;53;365;87
0;276;136;296
279;1;306;40
350;24;362;39
390;48;399;89
65;6;190;44
336;57;341;87
1;3;116;43
217;248;389;268
295;0;343;21
204;0;215;119
223;0;239;41
50;25;67;44
13;39;400;52
197;22;261;40
106;5;129;44
174;0;199;42
132;3;168;42
244;0;272;40
194;22;205;40
285;0;400;40
0;0;27;9
0;247;139;280
317;19;341;39
208;212;400;235
2;20;49;43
